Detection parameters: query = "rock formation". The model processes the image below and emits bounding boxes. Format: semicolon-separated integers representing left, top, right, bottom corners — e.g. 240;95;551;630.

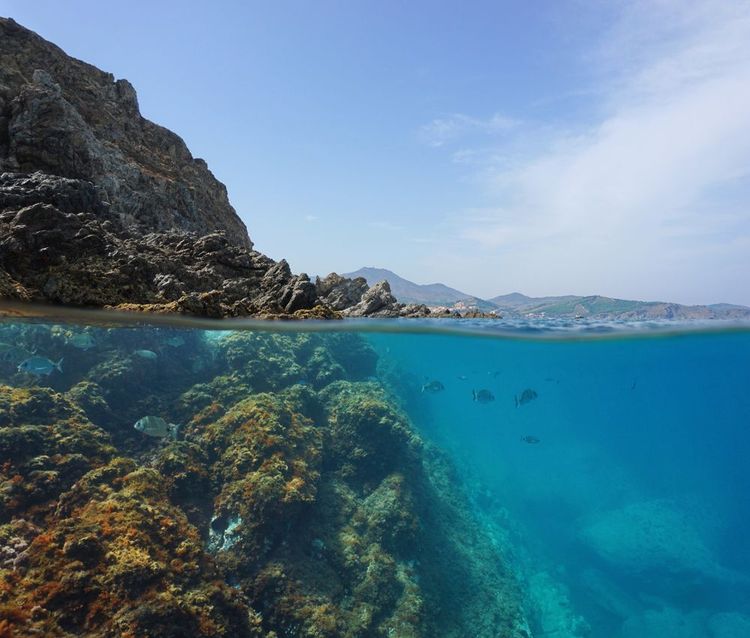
0;17;421;319
0;321;530;637
0;18;249;246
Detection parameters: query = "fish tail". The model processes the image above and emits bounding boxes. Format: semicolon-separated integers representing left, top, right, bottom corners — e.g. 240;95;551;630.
472;390;476;401
55;358;64;373
421;385;425;393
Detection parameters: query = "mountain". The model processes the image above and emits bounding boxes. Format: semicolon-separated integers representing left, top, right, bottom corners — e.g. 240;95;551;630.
343;267;498;311
345;268;750;320
488;293;750;320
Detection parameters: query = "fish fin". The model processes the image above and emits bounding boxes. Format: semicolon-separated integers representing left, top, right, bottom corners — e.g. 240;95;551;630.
421;385;425;393
472;390;476;401
55;358;64;373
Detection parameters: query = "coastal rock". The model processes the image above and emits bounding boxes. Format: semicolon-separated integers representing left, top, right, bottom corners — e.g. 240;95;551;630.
316;273;369;310
0;18;250;247
342;280;402;317
0;19;418;319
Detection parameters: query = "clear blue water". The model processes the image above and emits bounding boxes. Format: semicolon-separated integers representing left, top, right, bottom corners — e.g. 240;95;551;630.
368;325;750;637
2;310;749;637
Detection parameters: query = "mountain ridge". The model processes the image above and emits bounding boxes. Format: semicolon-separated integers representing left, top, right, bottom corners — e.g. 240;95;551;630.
346;267;750;319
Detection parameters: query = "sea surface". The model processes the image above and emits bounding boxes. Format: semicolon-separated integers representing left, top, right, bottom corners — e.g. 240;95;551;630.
1;308;749;638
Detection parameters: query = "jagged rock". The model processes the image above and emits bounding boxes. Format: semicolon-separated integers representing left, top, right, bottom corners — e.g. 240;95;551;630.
0;18;250;247
316;273;369;310
0;19;442;320
342;280;403;317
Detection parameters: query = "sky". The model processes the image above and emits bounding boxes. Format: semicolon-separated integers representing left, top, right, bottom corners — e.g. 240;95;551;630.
3;0;750;305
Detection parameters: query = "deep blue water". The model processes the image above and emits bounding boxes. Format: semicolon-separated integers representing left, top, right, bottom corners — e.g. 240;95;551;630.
368;326;750;637
2;311;749;637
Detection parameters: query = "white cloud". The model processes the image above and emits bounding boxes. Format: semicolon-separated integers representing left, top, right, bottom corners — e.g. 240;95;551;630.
419;113;518;147
304;214;319;223
447;1;750;304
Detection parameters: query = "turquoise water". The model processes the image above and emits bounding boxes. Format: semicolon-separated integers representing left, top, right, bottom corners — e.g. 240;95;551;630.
369;326;750;637
1;311;749;637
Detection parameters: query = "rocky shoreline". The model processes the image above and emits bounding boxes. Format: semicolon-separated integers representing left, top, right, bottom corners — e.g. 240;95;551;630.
0;18;500;321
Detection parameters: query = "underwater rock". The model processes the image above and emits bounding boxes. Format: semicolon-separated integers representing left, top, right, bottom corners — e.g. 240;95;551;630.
620;607;708;638
527;570;591;638
707;612;750;638
0;385;115;523
0;459;259;637
579;499;740;585
0;321;531;637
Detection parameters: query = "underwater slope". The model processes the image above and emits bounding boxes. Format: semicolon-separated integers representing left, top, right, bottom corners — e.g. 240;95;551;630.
0;322;529;637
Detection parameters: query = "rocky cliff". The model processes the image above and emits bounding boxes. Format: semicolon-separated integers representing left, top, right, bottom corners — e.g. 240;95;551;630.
0;17;250;246
0;18;428;318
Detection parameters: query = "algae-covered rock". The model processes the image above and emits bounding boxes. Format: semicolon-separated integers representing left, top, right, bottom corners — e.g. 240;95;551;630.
0;460;259;637
0;327;529;637
0;386;114;523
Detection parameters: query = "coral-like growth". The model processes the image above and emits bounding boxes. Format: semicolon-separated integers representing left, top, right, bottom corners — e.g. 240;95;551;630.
0;460;259;637
0;324;528;637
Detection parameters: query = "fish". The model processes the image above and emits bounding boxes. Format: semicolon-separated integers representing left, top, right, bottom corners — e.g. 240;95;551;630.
134;416;179;440
521;435;541;444
456;375;468;381
165;336;185;348
515;388;538;407
68;333;95;350
134;350;158;360
421;380;445;393
472;389;495;403
17;356;63;376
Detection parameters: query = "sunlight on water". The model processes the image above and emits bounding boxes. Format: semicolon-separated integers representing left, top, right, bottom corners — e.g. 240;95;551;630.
1;305;749;637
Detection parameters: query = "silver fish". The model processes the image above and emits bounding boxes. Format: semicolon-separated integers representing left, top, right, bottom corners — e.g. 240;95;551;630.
515;388;538;407
472;389;495;403
421;380;445;393
134;350;158;360
68;333;95;350
18;356;63;376
134;416;179;440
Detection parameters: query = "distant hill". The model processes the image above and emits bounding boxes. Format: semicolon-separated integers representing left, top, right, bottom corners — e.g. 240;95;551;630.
342;267;750;319
489;293;750;320
343;267;497;311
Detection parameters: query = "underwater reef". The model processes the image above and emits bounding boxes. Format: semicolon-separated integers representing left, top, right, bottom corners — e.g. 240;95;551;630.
0;323;529;637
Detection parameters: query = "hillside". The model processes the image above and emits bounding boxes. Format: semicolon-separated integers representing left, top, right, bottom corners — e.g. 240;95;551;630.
345;268;750;319
344;267;498;311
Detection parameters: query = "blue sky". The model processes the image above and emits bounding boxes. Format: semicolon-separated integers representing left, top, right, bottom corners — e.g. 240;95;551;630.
3;1;750;305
